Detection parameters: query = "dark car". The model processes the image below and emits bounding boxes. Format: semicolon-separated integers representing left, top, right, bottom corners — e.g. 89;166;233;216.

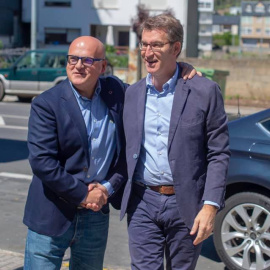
214;109;270;270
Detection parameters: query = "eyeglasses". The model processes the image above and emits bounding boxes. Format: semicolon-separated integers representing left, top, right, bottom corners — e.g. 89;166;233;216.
139;42;172;52
66;55;105;67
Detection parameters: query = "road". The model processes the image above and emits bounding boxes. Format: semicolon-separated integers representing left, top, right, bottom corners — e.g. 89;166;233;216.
2;96;266;269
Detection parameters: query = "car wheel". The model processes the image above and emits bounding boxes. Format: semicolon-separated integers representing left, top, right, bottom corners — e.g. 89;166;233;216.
214;192;270;270
0;81;5;101
18;96;33;103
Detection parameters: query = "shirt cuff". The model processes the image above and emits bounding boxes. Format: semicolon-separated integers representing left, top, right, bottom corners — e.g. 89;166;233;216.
204;200;220;209
101;180;114;197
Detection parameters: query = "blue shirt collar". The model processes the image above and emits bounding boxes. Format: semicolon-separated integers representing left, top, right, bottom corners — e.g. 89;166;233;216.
146;64;179;94
69;80;101;102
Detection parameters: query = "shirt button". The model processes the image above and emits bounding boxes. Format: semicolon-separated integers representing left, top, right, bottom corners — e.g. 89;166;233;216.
133;154;138;159
160;171;164;175
158;132;161;136
94;120;97;123
87;174;91;178
158;152;162;155
92;138;96;141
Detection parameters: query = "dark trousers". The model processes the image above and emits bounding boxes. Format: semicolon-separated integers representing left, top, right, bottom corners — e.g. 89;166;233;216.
127;184;202;270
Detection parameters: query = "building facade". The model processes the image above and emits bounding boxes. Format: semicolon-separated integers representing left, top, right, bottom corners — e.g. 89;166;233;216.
241;1;270;48
22;0;188;52
198;0;214;52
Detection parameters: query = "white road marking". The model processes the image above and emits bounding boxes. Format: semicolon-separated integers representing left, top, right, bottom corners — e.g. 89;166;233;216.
0;125;28;130
0;114;28;120
0;116;5;125
0;172;32;180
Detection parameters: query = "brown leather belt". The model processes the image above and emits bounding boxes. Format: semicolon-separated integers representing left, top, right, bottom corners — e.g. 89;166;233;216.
135;182;175;195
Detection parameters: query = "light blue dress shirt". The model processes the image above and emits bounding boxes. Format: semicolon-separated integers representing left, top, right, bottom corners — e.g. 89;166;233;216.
133;65;219;208
70;81;115;195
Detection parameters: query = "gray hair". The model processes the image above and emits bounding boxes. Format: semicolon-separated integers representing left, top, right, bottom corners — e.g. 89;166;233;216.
140;13;183;45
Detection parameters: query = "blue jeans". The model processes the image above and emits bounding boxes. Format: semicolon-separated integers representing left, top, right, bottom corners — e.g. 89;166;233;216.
24;205;110;270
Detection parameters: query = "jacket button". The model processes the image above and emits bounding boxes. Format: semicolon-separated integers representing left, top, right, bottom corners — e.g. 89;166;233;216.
133;154;138;159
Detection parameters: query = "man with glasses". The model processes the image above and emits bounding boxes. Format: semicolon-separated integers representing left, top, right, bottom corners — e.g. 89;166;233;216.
120;14;230;270
23;36;129;269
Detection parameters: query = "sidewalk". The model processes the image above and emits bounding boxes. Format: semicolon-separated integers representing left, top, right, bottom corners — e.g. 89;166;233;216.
0;250;23;270
0;249;70;270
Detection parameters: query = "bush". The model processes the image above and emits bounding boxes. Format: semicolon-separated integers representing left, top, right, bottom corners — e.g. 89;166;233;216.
106;53;128;68
105;45;128;68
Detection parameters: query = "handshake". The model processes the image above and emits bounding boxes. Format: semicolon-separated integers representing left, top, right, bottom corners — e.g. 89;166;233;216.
80;182;109;211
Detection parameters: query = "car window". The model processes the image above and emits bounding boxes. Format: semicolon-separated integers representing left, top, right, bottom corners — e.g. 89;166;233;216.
17;52;43;69
260;119;270;133
43;53;66;68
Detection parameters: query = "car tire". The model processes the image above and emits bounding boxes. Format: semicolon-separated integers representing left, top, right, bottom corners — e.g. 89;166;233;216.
18;96;33;103
213;192;270;270
0;81;5;101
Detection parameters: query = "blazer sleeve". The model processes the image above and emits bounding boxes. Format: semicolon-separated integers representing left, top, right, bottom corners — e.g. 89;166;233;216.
28;96;88;206
202;83;231;208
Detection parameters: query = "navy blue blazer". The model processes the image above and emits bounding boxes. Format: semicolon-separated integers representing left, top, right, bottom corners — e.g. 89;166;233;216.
120;66;230;229
23;77;128;236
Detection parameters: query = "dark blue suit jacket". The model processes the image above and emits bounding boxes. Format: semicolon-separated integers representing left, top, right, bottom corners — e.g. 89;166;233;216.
120;66;230;229
24;77;128;236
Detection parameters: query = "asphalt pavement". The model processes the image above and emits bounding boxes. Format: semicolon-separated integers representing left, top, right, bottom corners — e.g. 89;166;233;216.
0;98;268;270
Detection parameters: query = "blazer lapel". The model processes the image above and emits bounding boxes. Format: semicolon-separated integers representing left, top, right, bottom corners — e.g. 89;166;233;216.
136;79;147;154
99;82;123;157
168;75;190;152
60;80;90;163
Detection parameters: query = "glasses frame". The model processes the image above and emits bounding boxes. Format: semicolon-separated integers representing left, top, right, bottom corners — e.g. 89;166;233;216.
138;41;172;52
66;55;105;67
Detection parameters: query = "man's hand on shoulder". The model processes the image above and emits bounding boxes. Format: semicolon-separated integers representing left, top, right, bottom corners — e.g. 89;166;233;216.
190;204;218;245
179;62;202;80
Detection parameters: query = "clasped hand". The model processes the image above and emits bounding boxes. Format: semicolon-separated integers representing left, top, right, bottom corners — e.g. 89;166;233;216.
80;182;109;211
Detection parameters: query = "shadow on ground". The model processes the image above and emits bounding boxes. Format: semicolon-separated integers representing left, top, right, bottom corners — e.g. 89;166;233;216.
200;235;221;262
0;139;28;163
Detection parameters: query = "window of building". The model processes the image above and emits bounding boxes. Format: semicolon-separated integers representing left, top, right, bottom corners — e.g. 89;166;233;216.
45;0;71;7
241;16;252;24
92;0;119;9
205;2;211;8
256;28;261;34
139;0;168;10
242;27;252;35
245;4;252;13
266;29;270;36
266;17;270;25
45;28;80;45
255;3;265;13
198;2;204;8
118;31;129;46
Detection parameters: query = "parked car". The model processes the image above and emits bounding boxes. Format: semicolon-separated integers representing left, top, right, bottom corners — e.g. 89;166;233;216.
0;49;113;102
214;109;270;270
